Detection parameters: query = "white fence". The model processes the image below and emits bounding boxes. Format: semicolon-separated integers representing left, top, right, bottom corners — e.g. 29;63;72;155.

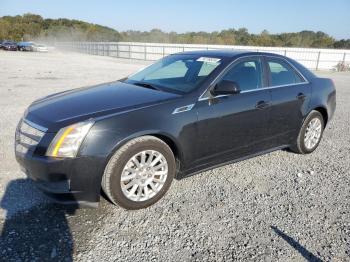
56;42;350;71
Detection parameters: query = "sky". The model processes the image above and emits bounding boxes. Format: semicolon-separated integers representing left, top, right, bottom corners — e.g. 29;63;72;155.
1;0;350;39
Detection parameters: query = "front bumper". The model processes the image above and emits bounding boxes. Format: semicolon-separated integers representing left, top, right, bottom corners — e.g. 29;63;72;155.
15;152;105;207
20;46;33;51
4;46;17;51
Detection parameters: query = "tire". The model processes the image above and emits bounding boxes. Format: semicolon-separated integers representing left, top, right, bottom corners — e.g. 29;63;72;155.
102;136;176;210
291;110;325;154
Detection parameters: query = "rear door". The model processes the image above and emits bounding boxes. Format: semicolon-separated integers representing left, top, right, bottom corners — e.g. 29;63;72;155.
264;56;311;146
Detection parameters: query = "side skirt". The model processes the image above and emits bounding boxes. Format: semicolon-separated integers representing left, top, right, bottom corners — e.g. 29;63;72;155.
176;144;290;180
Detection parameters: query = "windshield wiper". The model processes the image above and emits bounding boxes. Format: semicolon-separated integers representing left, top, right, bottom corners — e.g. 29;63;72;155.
132;82;160;91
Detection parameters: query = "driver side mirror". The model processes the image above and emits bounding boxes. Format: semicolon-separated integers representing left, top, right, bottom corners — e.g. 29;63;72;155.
210;80;240;96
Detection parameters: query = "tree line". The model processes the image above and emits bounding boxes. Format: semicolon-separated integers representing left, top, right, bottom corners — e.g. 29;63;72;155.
1;13;349;49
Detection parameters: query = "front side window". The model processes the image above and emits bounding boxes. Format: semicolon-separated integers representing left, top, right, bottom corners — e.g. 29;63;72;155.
222;58;263;91
126;55;222;93
267;59;304;86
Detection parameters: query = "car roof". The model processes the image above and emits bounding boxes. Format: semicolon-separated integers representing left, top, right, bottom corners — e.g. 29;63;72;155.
174;49;288;59
176;49;251;58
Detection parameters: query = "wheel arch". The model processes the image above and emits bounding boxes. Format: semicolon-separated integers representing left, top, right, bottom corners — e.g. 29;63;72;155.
312;106;328;126
106;130;184;172
152;133;182;166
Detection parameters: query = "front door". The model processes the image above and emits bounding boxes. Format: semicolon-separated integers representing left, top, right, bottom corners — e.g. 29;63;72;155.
193;56;272;169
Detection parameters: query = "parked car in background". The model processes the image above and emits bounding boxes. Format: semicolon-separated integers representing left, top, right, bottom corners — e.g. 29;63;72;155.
17;41;34;51
1;41;18;51
334;61;350;72
15;50;336;210
33;43;48;52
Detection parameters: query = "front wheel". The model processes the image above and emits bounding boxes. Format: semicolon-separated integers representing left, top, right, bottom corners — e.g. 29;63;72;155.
291;110;325;154
102;136;176;210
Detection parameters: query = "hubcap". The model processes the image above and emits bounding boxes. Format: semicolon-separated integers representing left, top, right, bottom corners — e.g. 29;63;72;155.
120;150;168;202
304;118;322;150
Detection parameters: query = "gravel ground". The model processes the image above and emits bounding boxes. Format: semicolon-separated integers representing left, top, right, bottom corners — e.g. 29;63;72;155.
0;50;349;261
0;50;149;219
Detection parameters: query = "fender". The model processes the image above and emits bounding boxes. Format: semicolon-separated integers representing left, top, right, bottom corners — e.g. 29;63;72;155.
106;129;184;164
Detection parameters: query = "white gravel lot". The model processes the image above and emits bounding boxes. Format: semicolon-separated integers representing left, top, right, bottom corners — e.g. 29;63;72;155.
0;50;349;261
0;50;149;218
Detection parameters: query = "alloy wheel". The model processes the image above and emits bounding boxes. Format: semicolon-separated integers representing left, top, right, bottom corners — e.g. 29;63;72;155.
304;118;322;150
120;150;168;202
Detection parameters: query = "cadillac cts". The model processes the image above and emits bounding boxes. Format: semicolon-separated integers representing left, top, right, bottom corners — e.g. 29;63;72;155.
15;50;336;209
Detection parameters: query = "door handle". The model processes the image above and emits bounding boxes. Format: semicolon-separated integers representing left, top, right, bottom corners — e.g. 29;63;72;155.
296;93;306;100
255;101;270;110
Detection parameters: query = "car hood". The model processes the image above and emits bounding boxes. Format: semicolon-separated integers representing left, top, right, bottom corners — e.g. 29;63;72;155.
25;81;181;131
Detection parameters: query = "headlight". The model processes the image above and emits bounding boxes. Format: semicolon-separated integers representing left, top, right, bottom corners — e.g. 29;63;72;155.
46;120;94;158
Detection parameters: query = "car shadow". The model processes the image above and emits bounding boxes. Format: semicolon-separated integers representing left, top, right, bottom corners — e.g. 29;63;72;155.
0;178;52;218
271;226;322;262
0;179;77;261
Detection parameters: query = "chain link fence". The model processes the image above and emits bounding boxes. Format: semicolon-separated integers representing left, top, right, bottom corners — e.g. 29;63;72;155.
56;42;350;71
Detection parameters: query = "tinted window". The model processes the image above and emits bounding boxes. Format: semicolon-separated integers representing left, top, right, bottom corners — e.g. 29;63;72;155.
222;58;262;91
145;60;188;80
268;59;304;86
126;55;222;93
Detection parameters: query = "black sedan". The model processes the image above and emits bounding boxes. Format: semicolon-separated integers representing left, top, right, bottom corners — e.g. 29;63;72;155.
1;41;18;51
15;50;336;209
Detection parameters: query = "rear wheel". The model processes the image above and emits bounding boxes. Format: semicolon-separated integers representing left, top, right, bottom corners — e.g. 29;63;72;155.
291;110;324;154
102;136;176;210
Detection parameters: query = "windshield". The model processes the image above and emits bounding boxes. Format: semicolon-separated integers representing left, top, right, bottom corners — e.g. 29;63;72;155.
125;54;222;93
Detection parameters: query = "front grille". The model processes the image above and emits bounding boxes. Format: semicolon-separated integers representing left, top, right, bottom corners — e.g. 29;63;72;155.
15;119;46;154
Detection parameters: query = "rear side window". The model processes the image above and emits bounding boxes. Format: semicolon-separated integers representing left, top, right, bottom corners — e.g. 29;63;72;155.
222;58;263;91
267;59;305;86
